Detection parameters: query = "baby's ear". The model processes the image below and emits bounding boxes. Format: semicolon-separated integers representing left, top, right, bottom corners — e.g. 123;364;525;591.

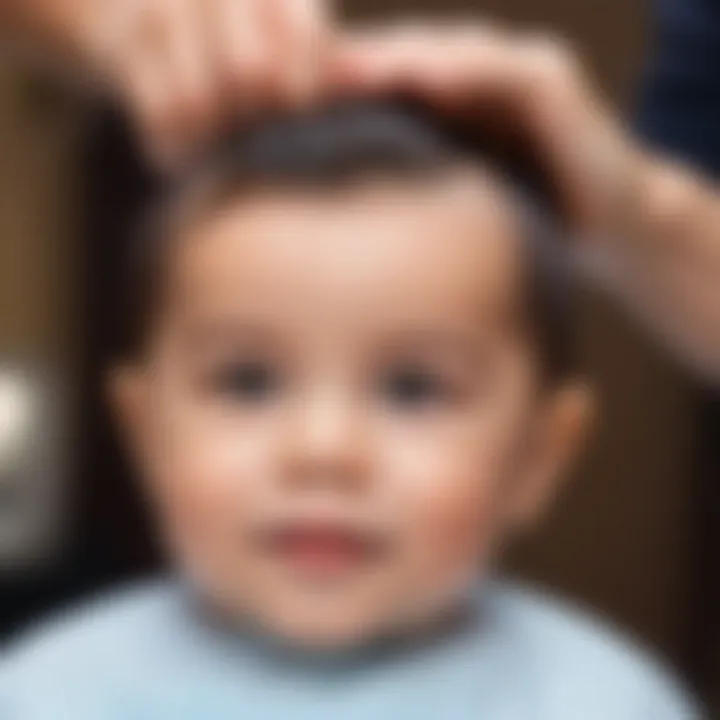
106;364;152;470
507;380;596;532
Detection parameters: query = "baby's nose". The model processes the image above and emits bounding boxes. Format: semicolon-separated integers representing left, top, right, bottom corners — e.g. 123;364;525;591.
281;386;370;491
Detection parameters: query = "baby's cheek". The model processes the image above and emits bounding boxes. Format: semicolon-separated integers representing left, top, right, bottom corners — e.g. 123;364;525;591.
149;418;272;570
382;428;511;587
406;467;497;579
164;423;253;492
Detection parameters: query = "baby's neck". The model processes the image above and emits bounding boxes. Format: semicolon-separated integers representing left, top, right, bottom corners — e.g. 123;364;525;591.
184;584;484;673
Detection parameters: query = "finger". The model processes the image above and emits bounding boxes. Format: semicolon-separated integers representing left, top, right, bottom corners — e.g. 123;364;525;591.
438;32;596;225
82;0;148;88
335;27;594;224
121;59;179;168
264;0;331;108
111;5;180;167
334;25;509;98
153;0;218;159
451;33;613;230
211;0;273;119
112;0;211;168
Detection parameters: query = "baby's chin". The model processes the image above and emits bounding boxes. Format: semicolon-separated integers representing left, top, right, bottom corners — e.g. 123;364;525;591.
181;555;420;650
186;556;480;652
247;582;479;655
244;588;408;652
262;613;386;652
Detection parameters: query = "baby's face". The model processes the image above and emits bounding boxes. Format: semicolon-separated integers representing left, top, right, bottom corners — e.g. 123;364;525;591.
116;172;587;648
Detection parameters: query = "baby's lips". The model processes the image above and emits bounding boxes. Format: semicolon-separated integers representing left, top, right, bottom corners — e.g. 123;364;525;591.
256;518;392;578
264;521;386;554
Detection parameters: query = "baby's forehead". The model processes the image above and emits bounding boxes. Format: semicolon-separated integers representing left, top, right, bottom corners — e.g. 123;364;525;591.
184;166;523;261
171;169;527;332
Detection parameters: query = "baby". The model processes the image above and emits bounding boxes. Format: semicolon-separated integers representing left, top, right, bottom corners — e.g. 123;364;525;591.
2;102;700;718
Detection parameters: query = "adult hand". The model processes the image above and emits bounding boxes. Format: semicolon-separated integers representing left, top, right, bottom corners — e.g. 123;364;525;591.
2;0;331;166
334;23;720;378
334;24;642;243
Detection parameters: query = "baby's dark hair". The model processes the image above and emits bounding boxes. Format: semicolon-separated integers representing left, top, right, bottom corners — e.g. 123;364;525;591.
116;100;579;384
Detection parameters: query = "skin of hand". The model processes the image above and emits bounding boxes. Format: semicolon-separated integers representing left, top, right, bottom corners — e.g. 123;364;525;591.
332;24;720;379
331;24;640;242
0;0;332;166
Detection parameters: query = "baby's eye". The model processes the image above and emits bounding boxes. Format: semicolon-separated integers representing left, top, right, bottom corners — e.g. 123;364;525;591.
212;360;280;402
380;367;452;409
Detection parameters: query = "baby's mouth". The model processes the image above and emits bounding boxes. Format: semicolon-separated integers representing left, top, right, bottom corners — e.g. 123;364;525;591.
258;520;390;582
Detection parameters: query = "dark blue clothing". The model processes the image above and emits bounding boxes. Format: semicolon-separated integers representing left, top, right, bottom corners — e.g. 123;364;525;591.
638;0;720;175
636;0;720;702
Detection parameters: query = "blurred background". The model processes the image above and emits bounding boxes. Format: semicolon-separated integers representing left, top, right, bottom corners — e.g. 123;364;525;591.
0;0;717;713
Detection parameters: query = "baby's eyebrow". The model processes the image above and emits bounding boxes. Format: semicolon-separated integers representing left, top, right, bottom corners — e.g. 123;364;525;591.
375;329;487;361
178;319;281;351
